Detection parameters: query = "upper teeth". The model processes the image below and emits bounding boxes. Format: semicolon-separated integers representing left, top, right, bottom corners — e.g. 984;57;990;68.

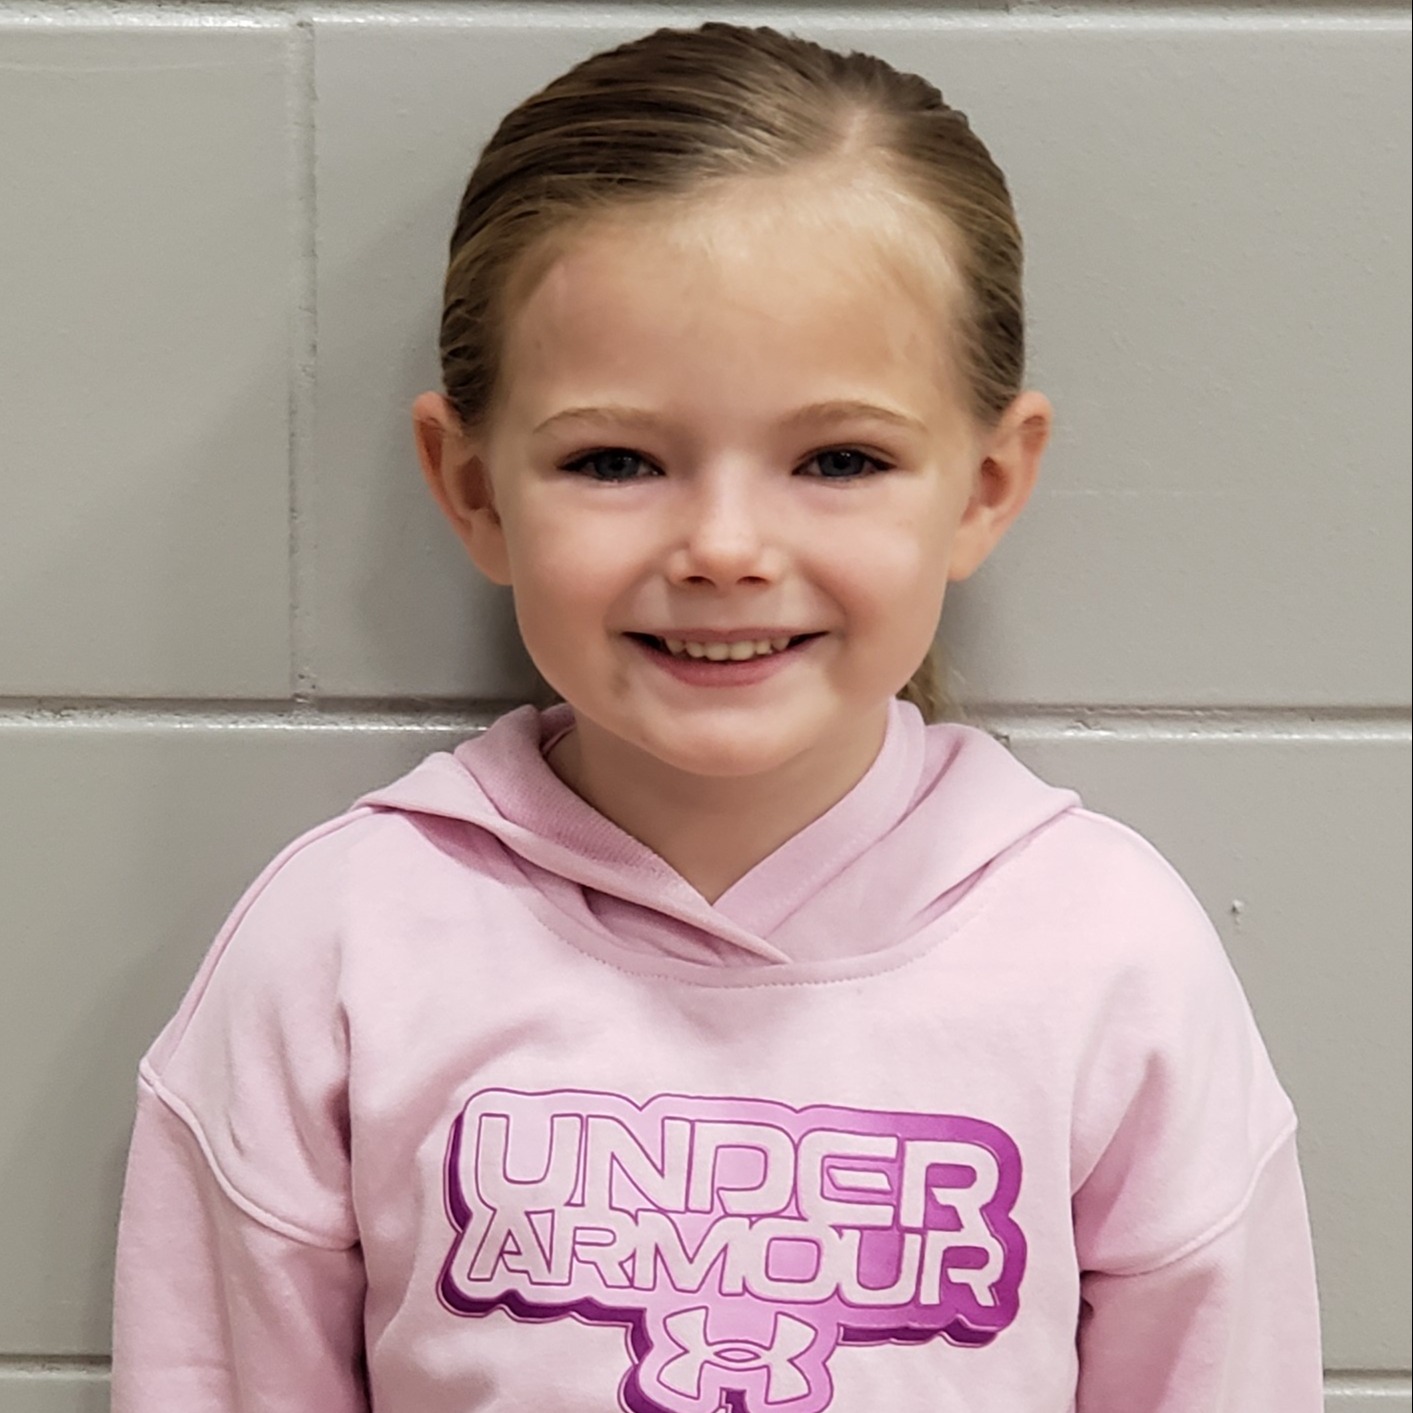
663;637;794;660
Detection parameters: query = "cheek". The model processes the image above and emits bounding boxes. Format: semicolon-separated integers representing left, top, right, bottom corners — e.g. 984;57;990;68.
817;511;955;615
506;576;605;697
499;508;651;673
503;511;627;603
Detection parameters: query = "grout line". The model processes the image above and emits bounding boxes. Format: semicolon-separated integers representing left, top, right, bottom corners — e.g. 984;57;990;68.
292;1;1411;29
0;700;1407;740
287;9;318;699
1324;1372;1413;1390
0;2;295;25
0;1355;110;1376
0;1356;1402;1386
1007;0;1405;14
2;2;1404;28
0;700;514;732
972;704;1412;744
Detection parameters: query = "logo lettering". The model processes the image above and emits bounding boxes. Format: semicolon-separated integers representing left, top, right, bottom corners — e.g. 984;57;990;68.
439;1090;1025;1413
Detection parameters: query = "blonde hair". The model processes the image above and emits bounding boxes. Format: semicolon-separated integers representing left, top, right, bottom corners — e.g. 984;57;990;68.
438;23;1027;722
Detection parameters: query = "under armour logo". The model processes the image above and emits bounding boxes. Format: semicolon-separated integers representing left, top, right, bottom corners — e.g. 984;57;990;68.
440;1089;1026;1413
659;1308;815;1403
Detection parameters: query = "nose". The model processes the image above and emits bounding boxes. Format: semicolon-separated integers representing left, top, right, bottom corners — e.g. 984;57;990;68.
667;469;782;587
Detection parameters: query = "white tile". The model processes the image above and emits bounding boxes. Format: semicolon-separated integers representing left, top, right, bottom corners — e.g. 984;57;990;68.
892;19;1413;709
0;1372;109;1413
0;22;294;698
1003;727;1412;1369
309;13;1409;705
0;720;467;1352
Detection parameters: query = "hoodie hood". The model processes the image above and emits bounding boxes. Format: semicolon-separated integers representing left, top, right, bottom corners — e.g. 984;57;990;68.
358;700;1078;971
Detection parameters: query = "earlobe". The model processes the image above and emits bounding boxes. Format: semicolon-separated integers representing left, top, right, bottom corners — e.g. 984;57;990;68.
947;390;1052;582
411;392;513;586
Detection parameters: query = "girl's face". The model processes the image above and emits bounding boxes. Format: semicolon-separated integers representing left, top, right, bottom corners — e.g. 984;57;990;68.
419;177;1048;785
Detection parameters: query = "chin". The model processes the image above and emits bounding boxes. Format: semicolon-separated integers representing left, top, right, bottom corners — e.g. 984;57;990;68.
638;715;834;781
662;745;791;780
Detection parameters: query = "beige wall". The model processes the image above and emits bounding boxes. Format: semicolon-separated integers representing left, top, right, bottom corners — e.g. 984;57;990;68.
0;2;1408;1409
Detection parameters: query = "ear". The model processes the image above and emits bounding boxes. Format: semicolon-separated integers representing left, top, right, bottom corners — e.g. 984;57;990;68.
947;390;1052;582
412;391;513;586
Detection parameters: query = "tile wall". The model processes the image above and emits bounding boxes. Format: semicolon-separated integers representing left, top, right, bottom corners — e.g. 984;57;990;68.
0;3;1408;1407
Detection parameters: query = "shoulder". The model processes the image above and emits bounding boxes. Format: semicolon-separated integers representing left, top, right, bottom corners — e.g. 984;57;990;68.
143;806;383;1074
131;809;421;1244
144;776;513;1072
1002;803;1231;983
979;800;1285;1107
1029;813;1300;1209
133;779;519;1240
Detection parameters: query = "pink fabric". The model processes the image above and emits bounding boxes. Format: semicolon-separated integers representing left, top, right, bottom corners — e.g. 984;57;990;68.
112;700;1322;1412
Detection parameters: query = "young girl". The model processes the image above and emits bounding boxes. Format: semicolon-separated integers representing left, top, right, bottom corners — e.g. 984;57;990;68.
112;22;1323;1413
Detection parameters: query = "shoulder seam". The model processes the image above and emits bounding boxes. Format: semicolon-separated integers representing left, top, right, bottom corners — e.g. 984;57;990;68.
1095;1115;1299;1278
208;805;380;949
145;805;380;1071
1067;809;1196;888
137;1069;356;1252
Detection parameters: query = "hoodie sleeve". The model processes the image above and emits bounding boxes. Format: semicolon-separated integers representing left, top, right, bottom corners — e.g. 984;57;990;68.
1075;1131;1321;1412
1068;817;1323;1412
111;816;372;1412
111;1083;369;1413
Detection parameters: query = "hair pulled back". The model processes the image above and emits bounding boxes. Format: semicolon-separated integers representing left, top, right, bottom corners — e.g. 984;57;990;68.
438;23;1027;721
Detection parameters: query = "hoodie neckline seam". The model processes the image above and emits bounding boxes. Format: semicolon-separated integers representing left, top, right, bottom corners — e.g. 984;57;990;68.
519;857;1004;990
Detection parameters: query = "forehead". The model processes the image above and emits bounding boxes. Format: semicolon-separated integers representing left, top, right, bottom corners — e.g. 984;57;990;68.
496;174;970;429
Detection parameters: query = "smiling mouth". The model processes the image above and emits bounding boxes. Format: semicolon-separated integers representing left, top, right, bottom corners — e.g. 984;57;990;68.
627;633;822;662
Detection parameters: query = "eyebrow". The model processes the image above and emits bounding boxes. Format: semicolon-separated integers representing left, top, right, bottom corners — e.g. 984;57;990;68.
530;400;928;437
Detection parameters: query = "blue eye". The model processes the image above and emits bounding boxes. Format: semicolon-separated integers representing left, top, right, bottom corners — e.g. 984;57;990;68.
562;449;659;482
560;447;891;481
802;449;891;480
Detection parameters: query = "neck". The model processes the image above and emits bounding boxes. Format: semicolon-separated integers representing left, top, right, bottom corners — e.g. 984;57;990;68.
545;710;890;904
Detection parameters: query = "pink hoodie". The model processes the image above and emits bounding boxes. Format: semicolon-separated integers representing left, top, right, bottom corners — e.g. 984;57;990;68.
112;700;1322;1412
